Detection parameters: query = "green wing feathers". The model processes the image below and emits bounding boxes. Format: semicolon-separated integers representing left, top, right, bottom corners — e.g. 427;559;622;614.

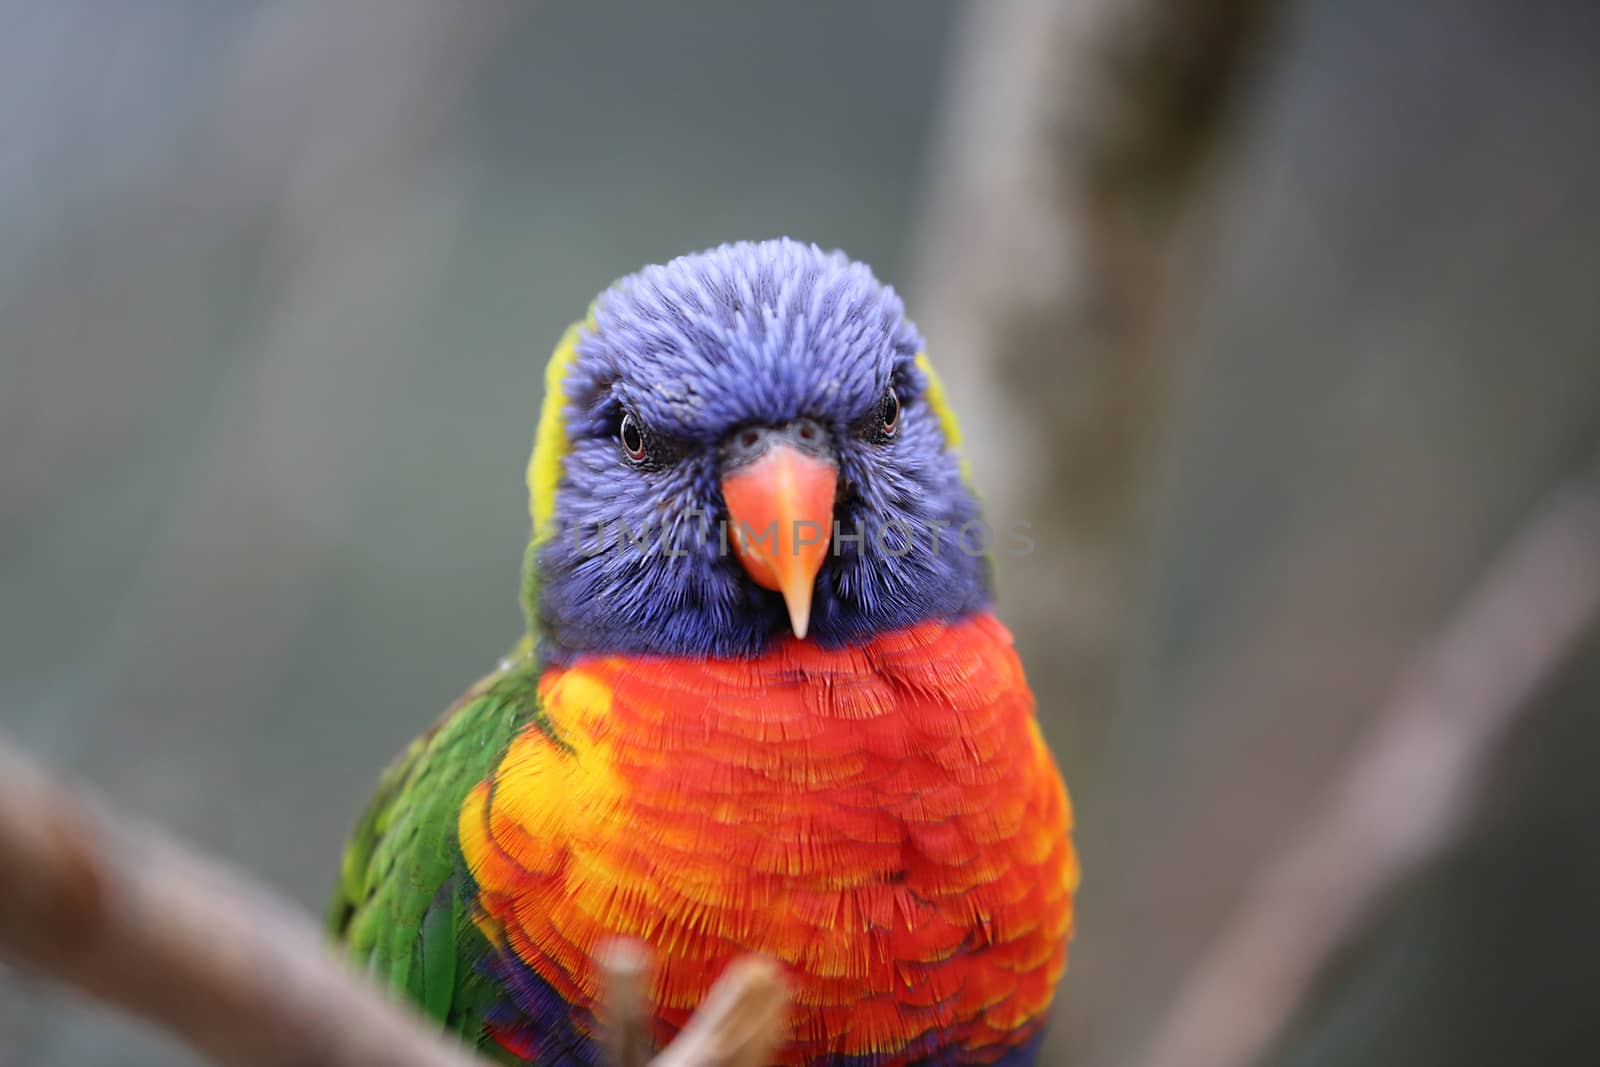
327;661;539;1043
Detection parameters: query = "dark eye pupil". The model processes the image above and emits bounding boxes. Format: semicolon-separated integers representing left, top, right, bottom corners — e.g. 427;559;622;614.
881;389;901;434
620;413;646;459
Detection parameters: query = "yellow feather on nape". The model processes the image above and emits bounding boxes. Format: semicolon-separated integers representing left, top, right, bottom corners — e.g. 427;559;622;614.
914;352;973;484
526;312;595;545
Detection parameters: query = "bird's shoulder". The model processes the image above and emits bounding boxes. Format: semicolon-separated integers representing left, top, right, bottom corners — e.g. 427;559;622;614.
326;651;547;1043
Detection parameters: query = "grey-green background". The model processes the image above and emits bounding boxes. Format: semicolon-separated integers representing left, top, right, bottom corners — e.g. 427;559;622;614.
4;2;1600;1066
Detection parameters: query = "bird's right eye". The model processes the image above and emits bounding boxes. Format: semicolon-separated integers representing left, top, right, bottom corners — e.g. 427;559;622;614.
879;387;901;438
619;412;648;462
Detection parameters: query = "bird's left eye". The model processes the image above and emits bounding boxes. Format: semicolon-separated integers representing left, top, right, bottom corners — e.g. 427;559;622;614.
879;388;901;437
619;411;648;462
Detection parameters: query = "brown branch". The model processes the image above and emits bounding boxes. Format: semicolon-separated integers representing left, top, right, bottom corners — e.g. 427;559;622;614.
1129;469;1600;1067
649;955;788;1067
600;939;655;1067
0;738;482;1067
595;944;787;1067
0;739;787;1067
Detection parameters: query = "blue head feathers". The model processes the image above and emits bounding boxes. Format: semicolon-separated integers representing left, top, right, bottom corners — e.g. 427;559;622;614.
531;238;991;661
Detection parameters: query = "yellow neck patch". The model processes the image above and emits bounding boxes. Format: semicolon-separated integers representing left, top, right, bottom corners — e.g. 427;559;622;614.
526;314;592;546
915;352;971;482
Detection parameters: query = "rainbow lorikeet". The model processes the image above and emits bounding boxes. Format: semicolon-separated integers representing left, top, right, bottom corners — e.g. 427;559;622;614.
328;239;1078;1066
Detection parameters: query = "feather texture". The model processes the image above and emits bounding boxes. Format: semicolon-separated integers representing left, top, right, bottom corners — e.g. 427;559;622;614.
459;615;1076;1065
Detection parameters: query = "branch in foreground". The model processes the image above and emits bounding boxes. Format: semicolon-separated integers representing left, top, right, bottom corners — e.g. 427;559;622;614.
1129;469;1600;1067
599;941;787;1067
0;737;786;1067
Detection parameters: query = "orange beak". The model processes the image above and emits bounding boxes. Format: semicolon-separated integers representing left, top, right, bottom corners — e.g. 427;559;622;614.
721;440;837;639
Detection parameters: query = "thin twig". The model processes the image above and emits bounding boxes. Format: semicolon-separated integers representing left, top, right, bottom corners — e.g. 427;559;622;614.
1130;470;1600;1067
600;939;654;1067
0;738;789;1067
651;955;788;1067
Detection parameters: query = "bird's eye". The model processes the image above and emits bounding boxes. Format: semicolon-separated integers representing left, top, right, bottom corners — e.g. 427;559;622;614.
619;412;648;462
879;388;901;437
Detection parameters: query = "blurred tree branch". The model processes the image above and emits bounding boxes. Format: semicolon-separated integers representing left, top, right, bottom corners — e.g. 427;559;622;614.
0;736;787;1067
1130;466;1600;1067
912;2;1277;1058
912;0;1275;740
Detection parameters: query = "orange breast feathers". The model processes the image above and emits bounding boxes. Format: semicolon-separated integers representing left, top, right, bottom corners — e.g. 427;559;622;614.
457;614;1078;1063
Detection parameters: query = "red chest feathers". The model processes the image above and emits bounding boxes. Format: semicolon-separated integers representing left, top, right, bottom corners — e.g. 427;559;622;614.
459;613;1077;1064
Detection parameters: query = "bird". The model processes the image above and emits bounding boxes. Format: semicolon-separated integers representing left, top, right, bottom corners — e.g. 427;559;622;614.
327;238;1078;1066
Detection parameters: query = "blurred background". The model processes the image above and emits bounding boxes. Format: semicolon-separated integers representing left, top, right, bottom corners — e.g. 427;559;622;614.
2;2;1598;1066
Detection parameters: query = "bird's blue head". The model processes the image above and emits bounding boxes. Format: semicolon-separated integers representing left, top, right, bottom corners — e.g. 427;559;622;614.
526;239;991;662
